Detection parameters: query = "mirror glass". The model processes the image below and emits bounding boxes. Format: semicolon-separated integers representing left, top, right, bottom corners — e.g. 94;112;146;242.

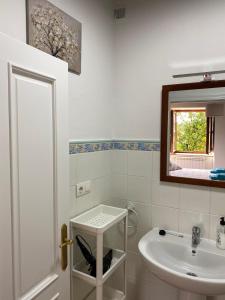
167;87;225;182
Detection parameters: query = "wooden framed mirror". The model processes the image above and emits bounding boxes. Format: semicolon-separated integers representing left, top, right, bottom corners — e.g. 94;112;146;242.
160;80;225;188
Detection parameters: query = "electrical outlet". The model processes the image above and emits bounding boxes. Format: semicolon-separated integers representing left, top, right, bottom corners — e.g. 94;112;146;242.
76;180;91;198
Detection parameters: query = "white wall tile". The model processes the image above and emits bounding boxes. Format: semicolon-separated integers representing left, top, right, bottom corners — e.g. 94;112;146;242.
127;251;140;282
128;151;153;177
70;186;97;217
104;198;127;208
152;151;160;180
152;205;179;231
180;185;210;214
70;185;76;218
70;154;78;186
111;174;127;199
210;189;225;215
127;252;151;284
127;229;146;254
69;148;225;300
130;203;151;232
111;150;127;174
127;277;151;300
126;203;151;255
127;175;151;204
128;271;179;300
210;214;220;240
126;278;137;300
70;175;111;217
98;150;111;176
149;273;178;300
77;151;111;182
94;175;111;204
179;211;210;238
76;152;98;181
152;180;180;208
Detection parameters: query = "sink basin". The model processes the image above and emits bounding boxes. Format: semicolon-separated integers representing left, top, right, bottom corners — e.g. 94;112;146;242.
138;228;225;296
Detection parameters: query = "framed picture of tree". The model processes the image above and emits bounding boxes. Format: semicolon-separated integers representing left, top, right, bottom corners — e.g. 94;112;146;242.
26;0;82;74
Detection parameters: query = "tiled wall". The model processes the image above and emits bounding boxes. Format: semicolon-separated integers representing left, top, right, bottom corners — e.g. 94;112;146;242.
112;150;225;240
69;150;112;217
111;149;225;300
69;142;225;300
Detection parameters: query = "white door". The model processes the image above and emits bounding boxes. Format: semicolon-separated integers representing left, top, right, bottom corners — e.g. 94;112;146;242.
0;32;70;300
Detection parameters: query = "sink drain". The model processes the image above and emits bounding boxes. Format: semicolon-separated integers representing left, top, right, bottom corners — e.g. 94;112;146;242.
186;272;198;277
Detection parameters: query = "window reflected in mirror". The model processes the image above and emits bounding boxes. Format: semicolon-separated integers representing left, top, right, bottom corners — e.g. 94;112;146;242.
161;81;225;188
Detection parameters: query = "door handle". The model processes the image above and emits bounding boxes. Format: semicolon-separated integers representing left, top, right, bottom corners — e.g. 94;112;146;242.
59;224;73;271
59;239;73;248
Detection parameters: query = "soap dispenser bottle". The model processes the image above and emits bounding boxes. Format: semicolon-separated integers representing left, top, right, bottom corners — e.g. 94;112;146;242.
217;217;225;249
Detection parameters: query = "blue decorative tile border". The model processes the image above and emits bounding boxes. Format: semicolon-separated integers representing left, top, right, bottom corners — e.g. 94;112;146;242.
113;140;160;151
69;140;160;154
69;140;113;154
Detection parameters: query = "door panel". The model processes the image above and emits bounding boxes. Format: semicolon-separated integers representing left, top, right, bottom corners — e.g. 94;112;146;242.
0;60;14;300
0;33;69;300
10;66;58;298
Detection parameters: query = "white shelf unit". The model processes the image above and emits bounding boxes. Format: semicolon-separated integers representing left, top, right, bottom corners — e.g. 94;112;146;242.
70;205;128;300
85;286;126;300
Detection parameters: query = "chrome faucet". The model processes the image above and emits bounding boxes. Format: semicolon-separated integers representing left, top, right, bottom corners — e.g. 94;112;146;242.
192;226;201;248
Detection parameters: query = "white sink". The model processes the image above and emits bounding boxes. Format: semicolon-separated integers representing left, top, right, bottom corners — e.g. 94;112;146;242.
138;228;225;296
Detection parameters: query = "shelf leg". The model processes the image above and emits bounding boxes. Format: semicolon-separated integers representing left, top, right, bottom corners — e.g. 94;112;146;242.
96;234;103;300
96;285;103;300
123;216;128;298
124;215;128;252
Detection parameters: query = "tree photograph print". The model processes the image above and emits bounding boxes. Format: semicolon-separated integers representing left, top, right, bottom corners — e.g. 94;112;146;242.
26;0;82;74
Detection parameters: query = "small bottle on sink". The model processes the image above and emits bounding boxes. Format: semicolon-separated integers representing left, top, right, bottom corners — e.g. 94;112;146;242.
217;217;225;250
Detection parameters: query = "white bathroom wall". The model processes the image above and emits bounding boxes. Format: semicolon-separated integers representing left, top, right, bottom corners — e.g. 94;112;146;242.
2;0;225;299
0;0;114;140
113;0;225;140
52;0;114;140
113;2;225;298
0;0;26;41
